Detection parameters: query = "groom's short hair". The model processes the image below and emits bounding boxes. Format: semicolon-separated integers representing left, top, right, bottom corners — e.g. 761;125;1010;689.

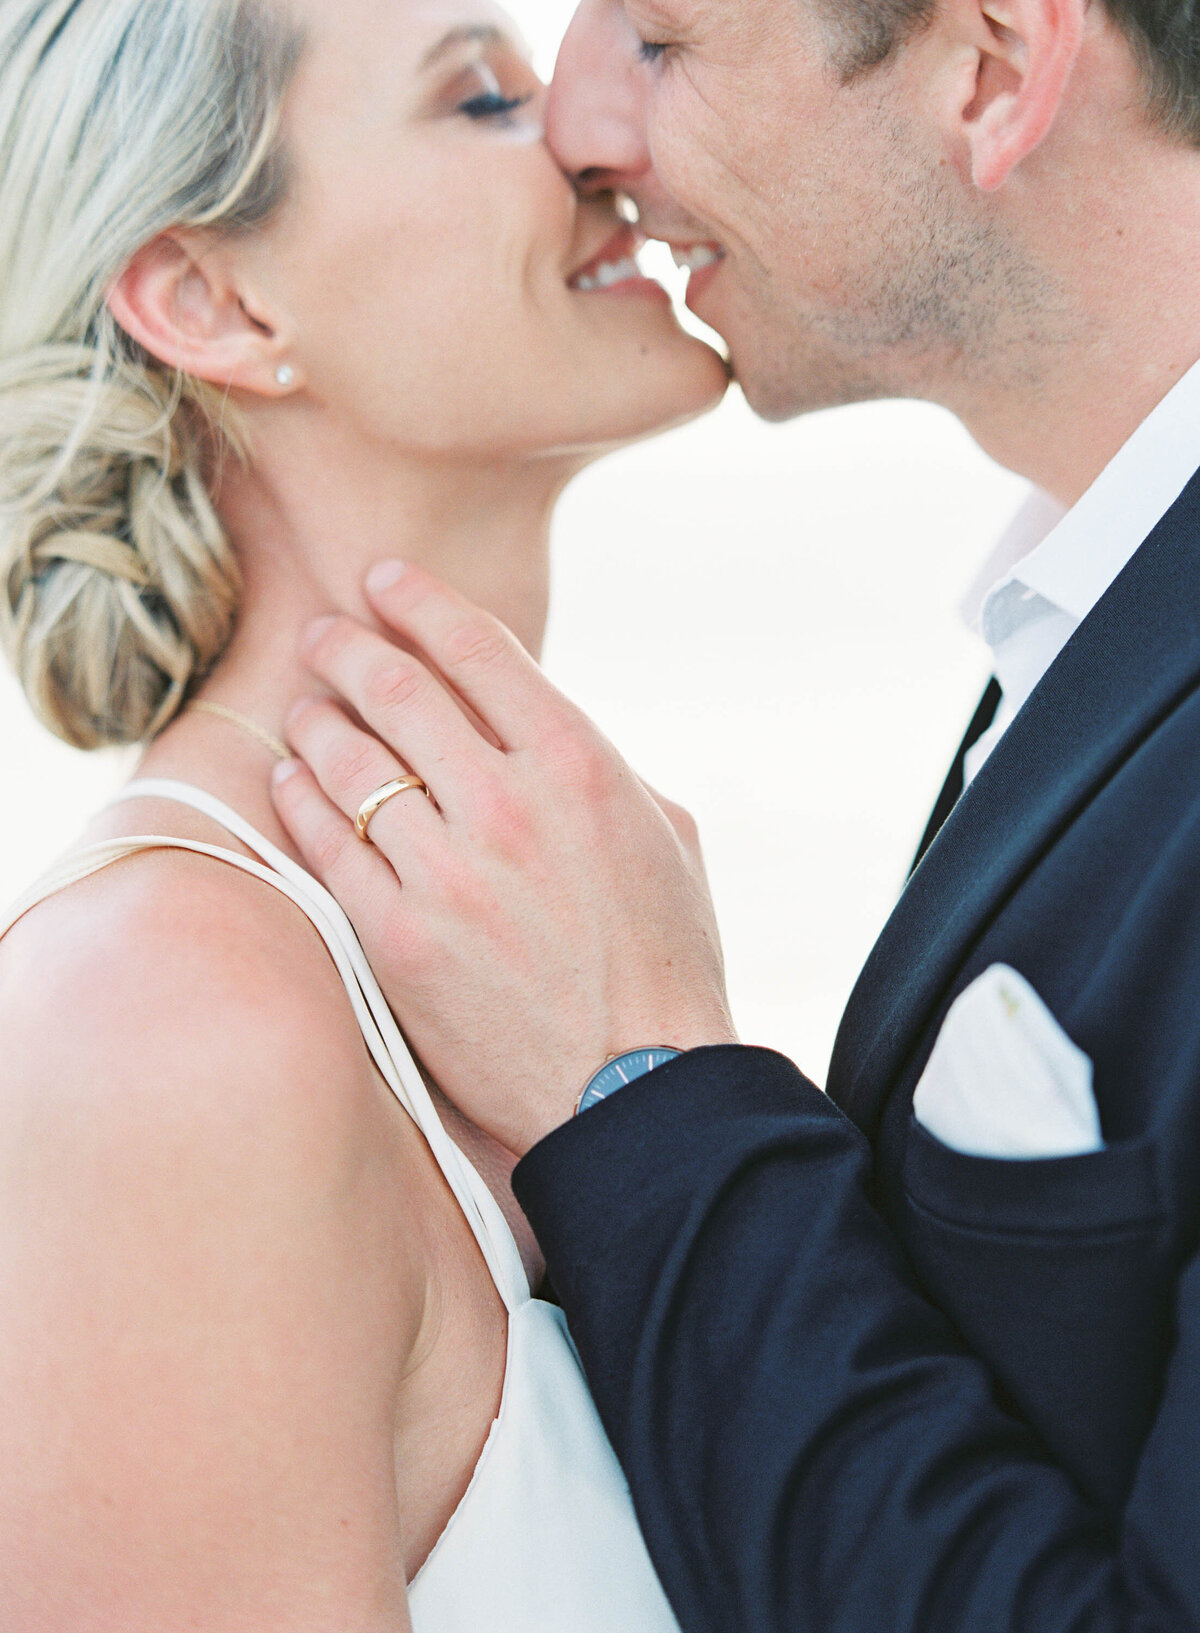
831;0;1200;142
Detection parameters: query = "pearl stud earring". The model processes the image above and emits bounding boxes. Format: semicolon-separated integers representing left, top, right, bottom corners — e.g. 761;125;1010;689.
276;364;295;388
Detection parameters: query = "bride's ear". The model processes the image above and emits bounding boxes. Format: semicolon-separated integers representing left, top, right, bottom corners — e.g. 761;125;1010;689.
106;231;302;395
953;0;1087;192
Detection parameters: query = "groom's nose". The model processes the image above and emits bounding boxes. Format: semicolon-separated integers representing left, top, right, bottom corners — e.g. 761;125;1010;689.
546;0;654;196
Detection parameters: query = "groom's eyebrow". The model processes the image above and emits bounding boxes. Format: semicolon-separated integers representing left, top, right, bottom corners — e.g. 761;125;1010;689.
420;24;509;71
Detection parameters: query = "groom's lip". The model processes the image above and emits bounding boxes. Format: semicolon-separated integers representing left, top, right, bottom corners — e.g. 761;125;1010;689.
667;241;727;312
648;235;727;308
683;253;725;312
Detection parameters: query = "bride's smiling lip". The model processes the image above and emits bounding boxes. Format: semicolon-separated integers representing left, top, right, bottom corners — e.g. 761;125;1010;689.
567;224;670;302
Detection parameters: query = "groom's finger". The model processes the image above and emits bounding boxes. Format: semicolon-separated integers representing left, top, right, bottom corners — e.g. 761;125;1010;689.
302;615;500;818
362;561;580;752
270;757;403;940
283;695;445;855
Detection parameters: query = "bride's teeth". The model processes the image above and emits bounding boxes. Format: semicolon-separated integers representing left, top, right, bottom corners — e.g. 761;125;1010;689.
574;255;642;291
671;244;722;273
596;256;639;288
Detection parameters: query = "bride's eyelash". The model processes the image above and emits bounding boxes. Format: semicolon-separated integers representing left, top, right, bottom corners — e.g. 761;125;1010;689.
458;90;534;120
638;40;668;64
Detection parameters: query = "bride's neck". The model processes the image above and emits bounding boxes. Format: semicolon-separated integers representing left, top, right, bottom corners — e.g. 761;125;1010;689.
221;426;567;689
135;424;573;833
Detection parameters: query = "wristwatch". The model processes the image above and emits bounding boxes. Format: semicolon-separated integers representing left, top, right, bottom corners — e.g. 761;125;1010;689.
576;1046;682;1115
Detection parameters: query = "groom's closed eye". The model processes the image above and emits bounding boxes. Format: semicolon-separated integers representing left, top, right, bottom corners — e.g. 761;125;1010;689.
625;0;689;61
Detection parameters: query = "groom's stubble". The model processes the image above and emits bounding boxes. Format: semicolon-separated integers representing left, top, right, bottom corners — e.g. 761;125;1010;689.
698;127;1071;424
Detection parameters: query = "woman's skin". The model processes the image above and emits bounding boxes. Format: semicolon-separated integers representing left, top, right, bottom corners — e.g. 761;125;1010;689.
0;0;725;1625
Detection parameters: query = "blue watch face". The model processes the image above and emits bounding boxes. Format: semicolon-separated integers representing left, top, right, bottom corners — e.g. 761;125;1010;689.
577;1047;682;1114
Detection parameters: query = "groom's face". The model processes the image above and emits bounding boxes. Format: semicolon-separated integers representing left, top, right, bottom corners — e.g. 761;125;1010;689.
548;0;1009;419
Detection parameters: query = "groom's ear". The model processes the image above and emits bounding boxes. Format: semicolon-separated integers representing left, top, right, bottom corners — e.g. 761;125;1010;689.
953;0;1087;191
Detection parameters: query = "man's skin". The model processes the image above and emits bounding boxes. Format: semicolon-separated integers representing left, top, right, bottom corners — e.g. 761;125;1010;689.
272;0;1200;1155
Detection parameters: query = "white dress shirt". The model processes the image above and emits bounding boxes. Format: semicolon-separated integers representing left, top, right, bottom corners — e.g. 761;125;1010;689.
961;354;1200;784
914;354;1200;1158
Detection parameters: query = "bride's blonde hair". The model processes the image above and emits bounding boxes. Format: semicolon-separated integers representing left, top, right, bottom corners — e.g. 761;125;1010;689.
0;0;303;749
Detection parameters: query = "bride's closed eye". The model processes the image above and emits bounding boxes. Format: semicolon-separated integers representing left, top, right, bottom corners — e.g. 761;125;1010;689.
434;51;540;126
459;85;534;121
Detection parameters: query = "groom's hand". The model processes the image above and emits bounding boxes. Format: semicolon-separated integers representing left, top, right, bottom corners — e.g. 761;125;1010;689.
272;561;737;1156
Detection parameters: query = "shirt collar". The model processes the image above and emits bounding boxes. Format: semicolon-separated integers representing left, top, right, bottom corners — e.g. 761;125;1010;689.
965;353;1200;641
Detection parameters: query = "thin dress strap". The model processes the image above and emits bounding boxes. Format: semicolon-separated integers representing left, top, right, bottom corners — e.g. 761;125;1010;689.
0;777;529;1312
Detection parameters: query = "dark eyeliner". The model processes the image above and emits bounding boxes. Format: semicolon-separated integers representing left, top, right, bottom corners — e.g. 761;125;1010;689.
638;40;668;64
459;90;534;119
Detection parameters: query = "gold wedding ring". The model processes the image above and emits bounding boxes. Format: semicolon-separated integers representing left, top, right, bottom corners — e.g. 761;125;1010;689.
355;775;431;841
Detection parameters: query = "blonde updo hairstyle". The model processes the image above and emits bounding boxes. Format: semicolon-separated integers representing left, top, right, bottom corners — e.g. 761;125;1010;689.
0;0;303;749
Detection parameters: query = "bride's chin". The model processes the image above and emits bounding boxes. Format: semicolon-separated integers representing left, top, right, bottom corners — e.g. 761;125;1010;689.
595;340;730;445
480;340;729;465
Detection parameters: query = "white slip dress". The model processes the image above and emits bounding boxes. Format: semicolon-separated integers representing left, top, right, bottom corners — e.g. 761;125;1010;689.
0;778;680;1633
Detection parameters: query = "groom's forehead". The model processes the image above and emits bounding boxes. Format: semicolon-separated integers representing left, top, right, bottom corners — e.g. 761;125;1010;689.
621;0;825;49
631;0;777;22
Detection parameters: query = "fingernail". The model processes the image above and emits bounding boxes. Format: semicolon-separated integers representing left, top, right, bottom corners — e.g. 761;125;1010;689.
366;560;408;595
272;758;301;786
304;614;336;652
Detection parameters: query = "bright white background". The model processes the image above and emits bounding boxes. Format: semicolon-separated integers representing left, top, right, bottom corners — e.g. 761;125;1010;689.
0;1;1026;1082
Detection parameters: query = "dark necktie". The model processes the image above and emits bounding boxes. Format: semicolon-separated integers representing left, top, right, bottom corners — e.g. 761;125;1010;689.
908;677;1003;879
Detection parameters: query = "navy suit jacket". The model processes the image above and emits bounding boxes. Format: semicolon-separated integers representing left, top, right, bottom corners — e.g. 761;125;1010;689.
514;467;1200;1630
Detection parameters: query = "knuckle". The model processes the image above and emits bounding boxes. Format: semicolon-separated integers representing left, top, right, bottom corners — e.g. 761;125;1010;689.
308;820;355;880
365;658;426;715
664;799;699;842
457;780;540;870
442;616;509;673
432;855;484;919
470;780;525;845
329;739;386;796
544;727;616;803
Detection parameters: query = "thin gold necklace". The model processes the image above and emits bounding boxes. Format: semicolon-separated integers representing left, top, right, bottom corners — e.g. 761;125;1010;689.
189;700;290;763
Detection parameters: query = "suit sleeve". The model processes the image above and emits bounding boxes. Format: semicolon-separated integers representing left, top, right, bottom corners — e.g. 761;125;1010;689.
513;1046;1199;1633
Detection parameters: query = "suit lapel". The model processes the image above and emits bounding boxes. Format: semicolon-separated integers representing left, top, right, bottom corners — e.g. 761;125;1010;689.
829;466;1200;1136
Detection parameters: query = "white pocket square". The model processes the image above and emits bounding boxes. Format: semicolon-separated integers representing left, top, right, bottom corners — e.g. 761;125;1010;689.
912;964;1103;1159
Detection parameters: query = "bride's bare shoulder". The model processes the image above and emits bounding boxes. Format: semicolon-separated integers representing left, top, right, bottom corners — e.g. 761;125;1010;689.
0;838;390;1176
0;844;430;1626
